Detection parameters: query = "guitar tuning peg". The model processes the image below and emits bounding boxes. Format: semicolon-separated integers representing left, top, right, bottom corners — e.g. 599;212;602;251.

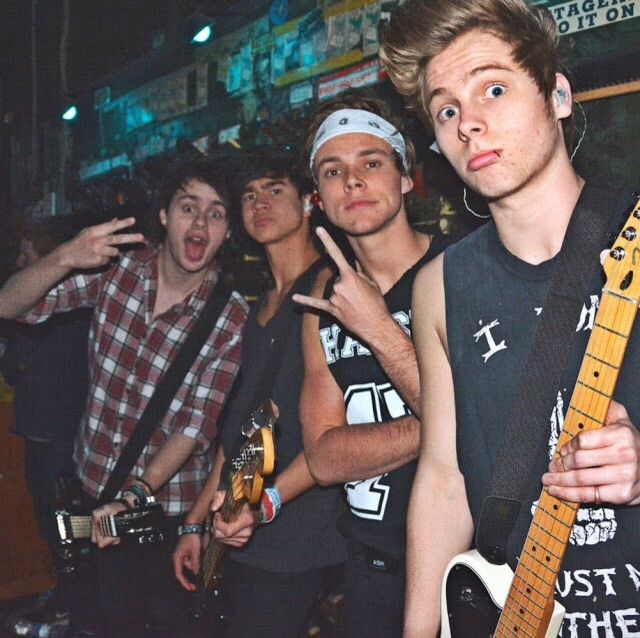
622;227;637;241
241;416;260;438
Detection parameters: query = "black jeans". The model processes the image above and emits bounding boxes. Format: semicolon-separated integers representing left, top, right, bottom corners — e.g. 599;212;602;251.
219;557;334;638
341;540;406;638
62;500;195;638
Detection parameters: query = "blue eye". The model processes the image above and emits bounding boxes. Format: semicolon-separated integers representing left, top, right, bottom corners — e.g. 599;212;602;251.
486;84;506;98
438;106;459;122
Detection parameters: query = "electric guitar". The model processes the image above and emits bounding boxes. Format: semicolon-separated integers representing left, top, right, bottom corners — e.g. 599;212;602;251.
54;473;165;572
441;198;640;638
202;398;278;590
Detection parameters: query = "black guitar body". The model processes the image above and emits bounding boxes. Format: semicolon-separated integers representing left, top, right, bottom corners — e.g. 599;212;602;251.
444;563;501;637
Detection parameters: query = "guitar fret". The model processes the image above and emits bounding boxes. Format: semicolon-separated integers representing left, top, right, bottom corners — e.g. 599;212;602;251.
602;288;637;304
576;380;611;399
521;548;560;578
509;581;546;615
501;605;538;635
571;406;600;422
594;322;628;339
585;352;619;369
529;523;565;559
498;604;537;638
517;558;556;591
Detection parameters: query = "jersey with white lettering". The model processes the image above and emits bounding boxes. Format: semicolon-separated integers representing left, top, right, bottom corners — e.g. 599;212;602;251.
319;231;451;560
444;186;640;633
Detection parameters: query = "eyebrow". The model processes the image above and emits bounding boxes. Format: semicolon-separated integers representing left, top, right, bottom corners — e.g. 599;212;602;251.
427;63;515;107
315;147;391;171
176;193;227;209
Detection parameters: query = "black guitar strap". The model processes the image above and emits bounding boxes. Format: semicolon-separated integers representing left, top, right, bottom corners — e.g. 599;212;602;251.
98;282;232;506
476;186;618;564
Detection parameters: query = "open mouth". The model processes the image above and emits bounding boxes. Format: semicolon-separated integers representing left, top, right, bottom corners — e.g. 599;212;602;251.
185;236;207;261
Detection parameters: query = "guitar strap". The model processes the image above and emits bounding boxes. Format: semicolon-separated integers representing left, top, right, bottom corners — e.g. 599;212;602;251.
476;186;618;564
98;282;232;506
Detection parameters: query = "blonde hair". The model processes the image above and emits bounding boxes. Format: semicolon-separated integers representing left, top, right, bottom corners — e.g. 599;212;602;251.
379;0;577;147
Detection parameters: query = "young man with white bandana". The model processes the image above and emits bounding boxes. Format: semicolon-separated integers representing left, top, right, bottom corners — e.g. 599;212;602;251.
295;91;453;637
0;158;248;638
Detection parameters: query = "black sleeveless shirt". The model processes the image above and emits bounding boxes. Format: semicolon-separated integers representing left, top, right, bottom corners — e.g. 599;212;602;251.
443;187;640;632
319;231;451;560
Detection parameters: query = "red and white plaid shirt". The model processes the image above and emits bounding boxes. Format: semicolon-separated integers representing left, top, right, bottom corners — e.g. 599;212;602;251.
24;246;248;514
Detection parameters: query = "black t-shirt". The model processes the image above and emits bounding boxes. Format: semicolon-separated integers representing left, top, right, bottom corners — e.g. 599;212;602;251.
319;231;452;560
444;186;640;632
220;258;346;573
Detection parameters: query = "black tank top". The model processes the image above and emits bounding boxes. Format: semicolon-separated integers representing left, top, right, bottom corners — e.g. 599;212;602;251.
443;187;640;630
319;231;451;559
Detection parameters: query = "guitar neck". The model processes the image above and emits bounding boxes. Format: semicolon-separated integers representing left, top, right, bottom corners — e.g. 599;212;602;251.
201;485;246;589
67;515;93;540
496;287;638;637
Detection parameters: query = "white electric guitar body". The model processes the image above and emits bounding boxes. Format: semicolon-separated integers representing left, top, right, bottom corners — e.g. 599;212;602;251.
440;550;564;638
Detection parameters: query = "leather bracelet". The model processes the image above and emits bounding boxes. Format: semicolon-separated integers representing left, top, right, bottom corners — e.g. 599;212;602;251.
123;483;147;508
132;476;153;496
177;523;204;537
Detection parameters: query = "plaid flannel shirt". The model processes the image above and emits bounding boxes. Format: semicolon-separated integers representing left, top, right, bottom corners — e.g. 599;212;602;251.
23;246;248;514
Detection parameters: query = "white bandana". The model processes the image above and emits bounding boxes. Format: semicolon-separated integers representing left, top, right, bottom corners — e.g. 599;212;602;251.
309;108;410;174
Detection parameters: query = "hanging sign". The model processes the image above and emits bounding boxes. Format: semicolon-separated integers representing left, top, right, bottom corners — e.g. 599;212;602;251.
549;0;638;34
318;59;382;101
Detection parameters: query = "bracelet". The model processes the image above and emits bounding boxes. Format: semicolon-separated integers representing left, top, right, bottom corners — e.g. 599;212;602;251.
132;476;153;496
123;483;148;508
177;523;204;537
260;486;282;524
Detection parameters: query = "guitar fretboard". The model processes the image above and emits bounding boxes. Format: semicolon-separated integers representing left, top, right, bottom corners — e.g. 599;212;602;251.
202;471;251;587
495;284;639;638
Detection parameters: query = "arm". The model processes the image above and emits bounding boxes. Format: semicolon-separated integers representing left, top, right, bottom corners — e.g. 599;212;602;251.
293;227;420;414
92;432;199;548
172;444;227;591
0;218;144;319
404;257;474;638
299;271;420;486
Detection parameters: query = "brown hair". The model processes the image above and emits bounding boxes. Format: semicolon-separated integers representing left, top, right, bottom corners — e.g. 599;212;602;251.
379;0;577;149
303;89;416;180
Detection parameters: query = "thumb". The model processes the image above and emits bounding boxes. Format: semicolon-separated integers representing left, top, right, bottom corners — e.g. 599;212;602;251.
211;490;226;513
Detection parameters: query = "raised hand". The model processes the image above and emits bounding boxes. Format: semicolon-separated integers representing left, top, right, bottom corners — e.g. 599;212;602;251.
211;491;260;548
59;217;145;270
292;227;390;345
173;533;203;592
543;400;640;506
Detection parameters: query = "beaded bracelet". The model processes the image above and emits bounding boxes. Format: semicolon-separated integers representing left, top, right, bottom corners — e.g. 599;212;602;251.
177;523;205;537
131;476;153;496
122;483;147;508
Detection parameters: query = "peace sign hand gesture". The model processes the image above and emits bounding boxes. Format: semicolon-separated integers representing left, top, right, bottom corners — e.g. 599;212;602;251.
293;227;390;346
59;217;145;269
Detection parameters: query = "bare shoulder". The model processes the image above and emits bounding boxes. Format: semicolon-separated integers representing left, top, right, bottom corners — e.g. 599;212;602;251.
309;266;334;299
413;253;447;352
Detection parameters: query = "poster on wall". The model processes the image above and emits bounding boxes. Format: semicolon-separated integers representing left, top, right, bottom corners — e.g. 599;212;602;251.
318;59;382;101
106;64;208;133
548;0;638;34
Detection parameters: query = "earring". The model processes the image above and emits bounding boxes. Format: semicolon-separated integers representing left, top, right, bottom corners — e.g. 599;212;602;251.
310;191;322;207
463;187;491;219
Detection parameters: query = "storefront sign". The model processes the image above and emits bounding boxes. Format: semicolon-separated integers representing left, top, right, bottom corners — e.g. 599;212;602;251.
318;59;381;101
549;0;638;34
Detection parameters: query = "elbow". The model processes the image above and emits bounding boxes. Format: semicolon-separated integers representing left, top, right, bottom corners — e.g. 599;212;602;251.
305;447;336;487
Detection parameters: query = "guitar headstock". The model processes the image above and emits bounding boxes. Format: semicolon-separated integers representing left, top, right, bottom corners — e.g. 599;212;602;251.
603;197;640;301
229;400;278;506
241;398;279;437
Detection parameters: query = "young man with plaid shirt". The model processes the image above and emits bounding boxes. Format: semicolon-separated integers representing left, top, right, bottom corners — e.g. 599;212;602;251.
0;159;248;638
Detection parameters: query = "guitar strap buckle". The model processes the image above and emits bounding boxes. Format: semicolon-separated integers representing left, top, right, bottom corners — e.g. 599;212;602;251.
476;496;521;565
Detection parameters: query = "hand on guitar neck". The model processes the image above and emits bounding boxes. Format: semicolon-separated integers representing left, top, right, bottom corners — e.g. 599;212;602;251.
211;490;261;547
542;399;640;506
